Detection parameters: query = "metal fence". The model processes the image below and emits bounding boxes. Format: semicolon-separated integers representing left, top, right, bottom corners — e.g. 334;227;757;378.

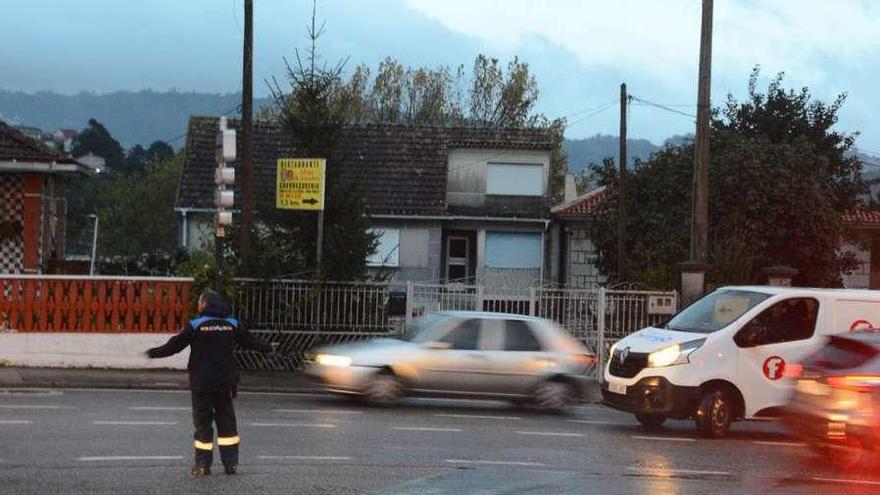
232;278;677;377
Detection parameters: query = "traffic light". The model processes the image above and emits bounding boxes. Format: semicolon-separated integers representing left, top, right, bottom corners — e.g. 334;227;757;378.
214;117;236;236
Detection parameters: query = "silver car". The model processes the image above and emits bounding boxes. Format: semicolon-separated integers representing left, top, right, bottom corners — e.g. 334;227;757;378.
304;311;595;411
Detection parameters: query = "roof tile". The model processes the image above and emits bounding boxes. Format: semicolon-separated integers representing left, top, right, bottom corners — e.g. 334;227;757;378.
177;117;554;216
0;120;77;165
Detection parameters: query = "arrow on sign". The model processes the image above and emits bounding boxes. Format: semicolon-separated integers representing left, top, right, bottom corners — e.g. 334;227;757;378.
302;198;319;205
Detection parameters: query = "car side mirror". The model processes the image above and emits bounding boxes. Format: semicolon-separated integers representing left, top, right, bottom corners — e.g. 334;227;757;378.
424;341;451;350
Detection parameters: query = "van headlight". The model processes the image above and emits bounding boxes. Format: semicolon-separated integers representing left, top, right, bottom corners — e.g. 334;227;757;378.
647;339;705;368
316;354;352;367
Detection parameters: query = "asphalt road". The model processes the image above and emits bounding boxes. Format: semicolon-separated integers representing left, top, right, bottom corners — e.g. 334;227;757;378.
1;389;879;494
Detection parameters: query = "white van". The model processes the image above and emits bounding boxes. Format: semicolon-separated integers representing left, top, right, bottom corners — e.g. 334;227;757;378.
602;286;880;438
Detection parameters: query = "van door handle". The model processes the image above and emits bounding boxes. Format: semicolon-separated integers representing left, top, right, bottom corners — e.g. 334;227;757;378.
466;353;488;359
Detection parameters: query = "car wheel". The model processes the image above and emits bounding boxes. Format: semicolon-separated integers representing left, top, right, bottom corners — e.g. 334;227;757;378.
694;388;732;438
364;371;403;406
534;380;574;413
635;413;665;428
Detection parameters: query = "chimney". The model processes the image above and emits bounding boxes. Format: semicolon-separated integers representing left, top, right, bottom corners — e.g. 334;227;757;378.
564;174;577;203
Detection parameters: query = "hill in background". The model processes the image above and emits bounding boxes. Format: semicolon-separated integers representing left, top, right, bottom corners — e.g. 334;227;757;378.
0;89;271;148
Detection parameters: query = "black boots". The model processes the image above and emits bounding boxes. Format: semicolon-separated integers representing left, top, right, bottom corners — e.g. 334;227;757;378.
190;465;211;477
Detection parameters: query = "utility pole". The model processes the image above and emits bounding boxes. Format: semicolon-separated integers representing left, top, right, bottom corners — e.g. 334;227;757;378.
617;82;627;282
682;0;713;302
239;0;254;272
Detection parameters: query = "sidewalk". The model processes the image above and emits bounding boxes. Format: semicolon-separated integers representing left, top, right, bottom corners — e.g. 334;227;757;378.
0;366;601;402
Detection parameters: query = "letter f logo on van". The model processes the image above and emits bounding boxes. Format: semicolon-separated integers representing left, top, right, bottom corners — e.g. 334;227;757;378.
762;356;785;381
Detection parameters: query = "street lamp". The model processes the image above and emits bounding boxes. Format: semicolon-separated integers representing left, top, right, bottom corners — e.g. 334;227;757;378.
87;214;98;276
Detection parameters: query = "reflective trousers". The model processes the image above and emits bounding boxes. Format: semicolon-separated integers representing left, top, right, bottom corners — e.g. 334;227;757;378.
191;383;239;468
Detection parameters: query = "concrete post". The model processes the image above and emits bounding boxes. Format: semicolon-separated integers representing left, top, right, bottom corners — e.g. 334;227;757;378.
679;261;710;305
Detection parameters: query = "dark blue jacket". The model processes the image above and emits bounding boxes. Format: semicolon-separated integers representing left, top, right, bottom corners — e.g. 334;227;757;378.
147;296;270;387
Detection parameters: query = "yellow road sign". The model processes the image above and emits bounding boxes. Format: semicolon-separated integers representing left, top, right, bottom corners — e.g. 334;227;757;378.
276;158;326;210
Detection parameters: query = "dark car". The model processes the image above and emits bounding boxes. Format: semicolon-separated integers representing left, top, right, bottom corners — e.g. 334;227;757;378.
783;330;880;461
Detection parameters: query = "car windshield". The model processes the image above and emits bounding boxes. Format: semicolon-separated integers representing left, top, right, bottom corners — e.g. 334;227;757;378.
398;313;449;342
662;289;771;334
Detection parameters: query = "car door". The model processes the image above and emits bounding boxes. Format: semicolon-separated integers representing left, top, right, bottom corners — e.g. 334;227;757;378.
478;318;552;396
734;297;821;416
415;318;494;395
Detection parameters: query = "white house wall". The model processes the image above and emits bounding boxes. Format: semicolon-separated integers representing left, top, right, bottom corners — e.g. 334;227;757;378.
446;149;550;208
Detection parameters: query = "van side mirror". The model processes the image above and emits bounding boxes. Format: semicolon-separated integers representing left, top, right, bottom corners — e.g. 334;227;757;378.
424;341;452;350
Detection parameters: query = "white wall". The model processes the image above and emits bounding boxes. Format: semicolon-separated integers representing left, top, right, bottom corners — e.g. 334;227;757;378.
0;333;188;369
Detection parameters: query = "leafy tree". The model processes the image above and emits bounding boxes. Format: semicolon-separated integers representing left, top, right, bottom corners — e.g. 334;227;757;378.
93;152;184;274
70;118;125;170
590;69;869;289
147;140;175;164
124;144;148;175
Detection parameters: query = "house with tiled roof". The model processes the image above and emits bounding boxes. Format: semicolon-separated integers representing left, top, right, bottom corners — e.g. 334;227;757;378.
550;181;608;288
176;116;556;287
0;120;90;274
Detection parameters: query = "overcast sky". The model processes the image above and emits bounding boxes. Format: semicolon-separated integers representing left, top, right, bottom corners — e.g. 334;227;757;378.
2;0;877;152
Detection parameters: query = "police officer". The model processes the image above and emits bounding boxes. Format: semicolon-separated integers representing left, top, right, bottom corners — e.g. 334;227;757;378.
146;289;274;476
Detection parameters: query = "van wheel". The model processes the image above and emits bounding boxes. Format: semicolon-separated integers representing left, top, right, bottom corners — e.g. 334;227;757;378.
635;413;665;428
534;380;574;413
364;371;403;406
694;388;732;438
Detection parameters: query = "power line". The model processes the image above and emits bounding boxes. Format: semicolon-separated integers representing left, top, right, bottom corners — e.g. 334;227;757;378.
630;96;696;119
561;99;618;120
567;101;618;128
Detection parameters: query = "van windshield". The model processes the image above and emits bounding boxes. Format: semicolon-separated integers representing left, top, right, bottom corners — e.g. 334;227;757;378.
663;289;771;334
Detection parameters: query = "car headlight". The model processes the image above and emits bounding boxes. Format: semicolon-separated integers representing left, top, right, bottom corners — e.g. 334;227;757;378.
647;339;705;368
316;354;352;367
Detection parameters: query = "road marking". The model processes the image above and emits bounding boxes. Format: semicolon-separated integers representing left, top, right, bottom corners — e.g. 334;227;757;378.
567;419;631;426
516;431;584;438
77;456;184;462
627;466;731;477
62;387;325;398
273;409;363;415
391;426;463;432
445;459;544;467
128;406;189;411
258;455;352;461
630;435;695;442
753;440;805;447
0;405;72;410
434;413;521;420
0;420;32;425
247;422;336;428
93;421;178;426
812;477;880;486
0;389;62;396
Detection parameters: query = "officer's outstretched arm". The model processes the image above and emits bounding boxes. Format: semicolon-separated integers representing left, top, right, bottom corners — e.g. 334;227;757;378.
146;324;196;358
233;324;272;353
